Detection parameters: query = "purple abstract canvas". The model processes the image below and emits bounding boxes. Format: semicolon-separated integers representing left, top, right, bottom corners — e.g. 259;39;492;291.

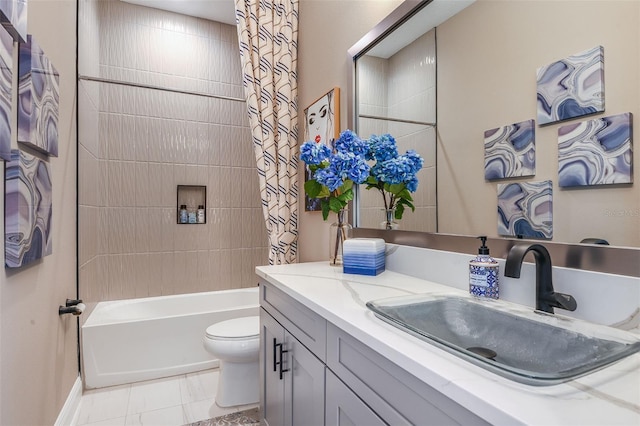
18;34;59;157
0;24;11;161
497;180;552;239
0;0;26;43
484;119;535;180
5;149;53;268
537;46;604;125
558;113;633;187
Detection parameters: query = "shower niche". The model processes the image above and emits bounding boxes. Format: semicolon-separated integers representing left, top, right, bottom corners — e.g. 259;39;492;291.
177;185;206;224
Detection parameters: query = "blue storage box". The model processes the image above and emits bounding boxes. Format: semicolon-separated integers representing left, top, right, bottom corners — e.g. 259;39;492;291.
343;238;386;276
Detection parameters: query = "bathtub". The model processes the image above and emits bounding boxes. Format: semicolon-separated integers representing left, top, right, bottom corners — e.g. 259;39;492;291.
82;287;259;389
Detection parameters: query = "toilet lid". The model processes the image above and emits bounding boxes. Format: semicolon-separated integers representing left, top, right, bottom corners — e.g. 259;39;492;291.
206;316;260;339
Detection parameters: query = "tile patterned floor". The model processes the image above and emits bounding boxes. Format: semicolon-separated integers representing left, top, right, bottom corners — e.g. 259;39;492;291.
76;369;258;426
186;408;259;426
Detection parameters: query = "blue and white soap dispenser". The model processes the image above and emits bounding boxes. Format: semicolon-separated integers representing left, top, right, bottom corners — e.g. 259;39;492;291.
469;236;499;299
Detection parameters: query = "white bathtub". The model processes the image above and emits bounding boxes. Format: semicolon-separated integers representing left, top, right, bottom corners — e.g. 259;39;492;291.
82;287;259;389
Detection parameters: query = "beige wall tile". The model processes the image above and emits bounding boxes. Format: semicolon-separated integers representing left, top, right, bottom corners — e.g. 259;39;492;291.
79;0;267;305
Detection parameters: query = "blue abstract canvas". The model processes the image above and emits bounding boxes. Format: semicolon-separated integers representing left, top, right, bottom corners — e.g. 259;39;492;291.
0;0;26;43
5;149;53;268
537;46;604;125
497;180;552;239
18;34;59;157
0;24;11;161
558;112;633;187
484;119;535;180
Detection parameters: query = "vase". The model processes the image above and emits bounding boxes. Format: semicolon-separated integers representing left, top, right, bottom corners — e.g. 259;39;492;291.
380;208;399;230
329;210;352;266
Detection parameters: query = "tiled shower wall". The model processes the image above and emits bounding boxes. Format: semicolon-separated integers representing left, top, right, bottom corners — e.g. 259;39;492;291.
78;0;267;310
358;30;437;232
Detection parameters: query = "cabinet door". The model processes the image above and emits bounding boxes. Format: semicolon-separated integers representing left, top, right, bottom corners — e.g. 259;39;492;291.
284;332;325;426
326;370;386;426
260;309;286;426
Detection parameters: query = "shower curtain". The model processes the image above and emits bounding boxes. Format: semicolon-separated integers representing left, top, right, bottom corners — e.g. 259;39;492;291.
235;0;299;264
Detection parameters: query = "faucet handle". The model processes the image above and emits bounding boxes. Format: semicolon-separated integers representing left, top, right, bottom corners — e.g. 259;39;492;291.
543;292;577;312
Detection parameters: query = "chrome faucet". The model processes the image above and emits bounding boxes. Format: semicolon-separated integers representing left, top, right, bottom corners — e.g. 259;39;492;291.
504;243;577;314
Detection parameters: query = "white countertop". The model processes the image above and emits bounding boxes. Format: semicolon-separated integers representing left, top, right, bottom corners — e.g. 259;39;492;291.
256;262;640;426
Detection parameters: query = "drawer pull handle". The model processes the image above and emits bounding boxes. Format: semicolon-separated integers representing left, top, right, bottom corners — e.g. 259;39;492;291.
272;338;278;372
273;339;290;380
279;343;290;380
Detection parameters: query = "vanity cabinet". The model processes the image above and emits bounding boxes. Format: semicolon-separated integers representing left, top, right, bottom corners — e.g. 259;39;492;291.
327;323;489;425
259;278;489;426
259;281;326;426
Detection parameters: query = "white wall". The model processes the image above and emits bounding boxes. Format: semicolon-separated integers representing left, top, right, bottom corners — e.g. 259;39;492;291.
0;1;78;424
297;0;403;262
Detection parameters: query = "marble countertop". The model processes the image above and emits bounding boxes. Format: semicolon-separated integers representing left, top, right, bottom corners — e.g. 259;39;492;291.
256;262;640;426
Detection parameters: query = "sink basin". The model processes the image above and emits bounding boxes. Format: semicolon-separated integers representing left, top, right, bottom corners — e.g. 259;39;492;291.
366;295;640;385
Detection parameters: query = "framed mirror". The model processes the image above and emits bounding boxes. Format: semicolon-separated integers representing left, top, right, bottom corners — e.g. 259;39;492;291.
350;0;640;251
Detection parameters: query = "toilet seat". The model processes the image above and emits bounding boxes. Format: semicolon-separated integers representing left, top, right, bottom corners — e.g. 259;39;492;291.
205;316;259;340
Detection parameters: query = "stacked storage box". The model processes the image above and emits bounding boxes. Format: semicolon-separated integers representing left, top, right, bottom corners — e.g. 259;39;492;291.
343;238;386;276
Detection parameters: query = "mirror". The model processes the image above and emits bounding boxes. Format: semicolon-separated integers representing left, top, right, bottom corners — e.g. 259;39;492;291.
351;0;640;248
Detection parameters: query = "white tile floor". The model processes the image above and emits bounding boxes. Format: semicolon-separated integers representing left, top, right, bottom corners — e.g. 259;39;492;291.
75;369;258;426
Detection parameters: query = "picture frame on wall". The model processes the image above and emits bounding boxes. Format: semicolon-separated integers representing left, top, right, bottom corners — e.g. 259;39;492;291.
0;24;12;161
18;34;60;157
0;0;27;43
5;149;53;268
303;87;340;212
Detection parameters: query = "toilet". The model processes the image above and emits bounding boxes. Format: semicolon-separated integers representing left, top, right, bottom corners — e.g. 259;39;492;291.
203;316;260;407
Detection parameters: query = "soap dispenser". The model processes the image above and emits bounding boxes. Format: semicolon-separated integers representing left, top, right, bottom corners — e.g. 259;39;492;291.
469;236;499;299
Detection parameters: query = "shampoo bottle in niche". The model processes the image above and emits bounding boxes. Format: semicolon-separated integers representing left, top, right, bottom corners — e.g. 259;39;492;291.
179;205;188;224
469;236;499;299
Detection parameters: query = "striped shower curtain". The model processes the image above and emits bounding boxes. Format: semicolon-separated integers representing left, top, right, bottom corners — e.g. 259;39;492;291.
235;0;299;264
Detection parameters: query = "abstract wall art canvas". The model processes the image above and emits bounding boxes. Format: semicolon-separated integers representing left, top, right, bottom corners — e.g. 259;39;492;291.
0;24;11;161
18;34;59;157
558;112;633;187
484;119;535;180
497;180;552;239
537;46;604;125
0;0;26;43
5;149;53;268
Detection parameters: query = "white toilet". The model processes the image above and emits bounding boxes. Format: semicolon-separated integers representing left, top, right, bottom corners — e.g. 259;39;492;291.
203;316;260;407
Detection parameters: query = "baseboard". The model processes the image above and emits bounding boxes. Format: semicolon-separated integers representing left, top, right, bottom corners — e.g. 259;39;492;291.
55;375;83;426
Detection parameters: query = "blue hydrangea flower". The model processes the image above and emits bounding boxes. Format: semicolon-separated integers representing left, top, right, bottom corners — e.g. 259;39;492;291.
314;167;343;192
368;134;398;162
346;156;371;184
404;150;424;174
300;141;331;165
373;157;413;184
328;152;370;184
405;175;419;192
335;130;369;158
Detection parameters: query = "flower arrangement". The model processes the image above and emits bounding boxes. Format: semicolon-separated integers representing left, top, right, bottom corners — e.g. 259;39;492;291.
364;133;424;221
301;129;371;220
301;131;423;223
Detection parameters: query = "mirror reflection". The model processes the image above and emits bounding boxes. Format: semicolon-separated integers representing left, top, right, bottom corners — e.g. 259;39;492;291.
353;0;640;248
356;29;437;232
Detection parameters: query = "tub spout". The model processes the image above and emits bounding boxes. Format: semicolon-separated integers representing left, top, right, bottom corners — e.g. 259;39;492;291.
59;299;85;316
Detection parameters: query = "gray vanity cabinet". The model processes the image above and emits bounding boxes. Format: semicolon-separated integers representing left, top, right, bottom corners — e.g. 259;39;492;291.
259;281;326;426
326;369;386;426
327;324;489;426
259;279;489;426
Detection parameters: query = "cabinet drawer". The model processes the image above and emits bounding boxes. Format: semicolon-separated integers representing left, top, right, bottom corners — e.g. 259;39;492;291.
327;323;489;426
260;279;327;361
